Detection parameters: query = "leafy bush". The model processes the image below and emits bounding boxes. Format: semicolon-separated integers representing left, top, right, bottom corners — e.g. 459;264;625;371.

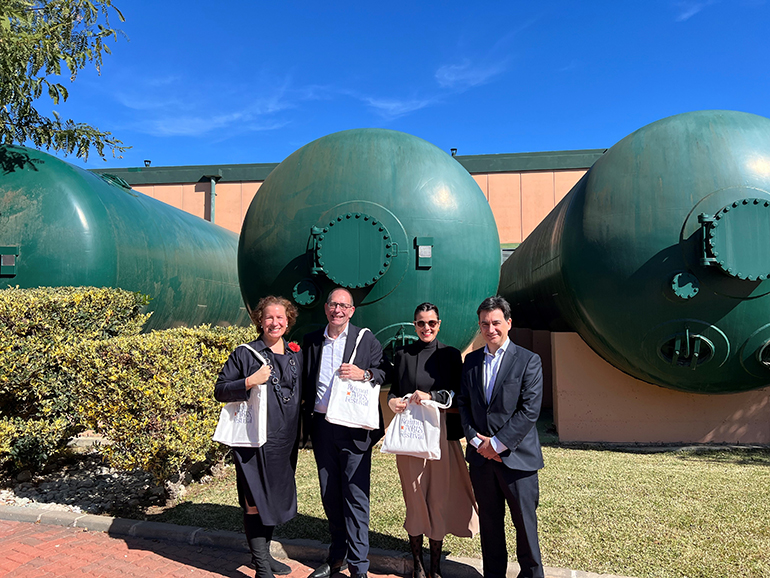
0;417;70;471
0;287;152;471
0;286;151;340
71;325;258;480
0;286;257;480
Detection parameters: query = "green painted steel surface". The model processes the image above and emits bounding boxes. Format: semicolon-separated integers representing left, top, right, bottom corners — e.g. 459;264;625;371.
499;110;770;393
0;144;248;330
238;129;500;352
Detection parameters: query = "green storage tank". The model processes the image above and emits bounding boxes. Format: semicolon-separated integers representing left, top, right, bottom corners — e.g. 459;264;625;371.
238;129;500;352
0;144;248;330
499;110;770;393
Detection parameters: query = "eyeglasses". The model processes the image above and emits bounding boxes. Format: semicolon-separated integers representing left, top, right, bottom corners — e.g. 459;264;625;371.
327;301;354;310
414;320;439;329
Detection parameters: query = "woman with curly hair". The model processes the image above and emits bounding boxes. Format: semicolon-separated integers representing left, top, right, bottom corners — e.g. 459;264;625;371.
215;296;303;578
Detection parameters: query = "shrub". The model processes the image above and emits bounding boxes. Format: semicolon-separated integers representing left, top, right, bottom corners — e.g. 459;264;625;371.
0;287;152;472
0;417;70;471
0;286;259;481
71;325;258;481
0;286;151;340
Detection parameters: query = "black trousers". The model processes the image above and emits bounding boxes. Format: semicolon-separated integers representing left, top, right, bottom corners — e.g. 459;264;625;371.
312;413;372;575
468;460;543;578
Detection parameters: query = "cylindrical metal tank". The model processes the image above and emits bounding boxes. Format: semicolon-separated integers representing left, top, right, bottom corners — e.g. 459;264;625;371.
499;110;770;393
0;144;248;330
238;129;500;351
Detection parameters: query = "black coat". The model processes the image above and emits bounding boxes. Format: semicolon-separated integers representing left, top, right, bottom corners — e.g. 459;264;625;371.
389;339;464;440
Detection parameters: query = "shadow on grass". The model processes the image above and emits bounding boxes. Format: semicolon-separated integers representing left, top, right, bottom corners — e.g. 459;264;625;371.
673;448;770;466
146;502;410;553
544;439;770;467
146;501;243;532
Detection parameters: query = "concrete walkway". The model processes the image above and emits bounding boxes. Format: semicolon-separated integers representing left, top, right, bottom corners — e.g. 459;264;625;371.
0;505;633;578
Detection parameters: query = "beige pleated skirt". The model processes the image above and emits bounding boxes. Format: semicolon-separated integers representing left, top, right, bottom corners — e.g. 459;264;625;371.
396;412;480;540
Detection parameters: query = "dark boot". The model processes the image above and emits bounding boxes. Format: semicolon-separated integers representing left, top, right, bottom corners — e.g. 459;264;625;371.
244;513;275;578
408;534;426;578
428;538;443;578
265;523;291;575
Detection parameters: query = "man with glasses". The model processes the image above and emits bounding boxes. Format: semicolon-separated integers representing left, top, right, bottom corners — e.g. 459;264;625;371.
302;288;390;578
458;296;545;578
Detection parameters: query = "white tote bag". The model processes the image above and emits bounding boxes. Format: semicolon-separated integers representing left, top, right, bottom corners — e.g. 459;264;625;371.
381;393;453;460
325;328;381;430
212;344;269;448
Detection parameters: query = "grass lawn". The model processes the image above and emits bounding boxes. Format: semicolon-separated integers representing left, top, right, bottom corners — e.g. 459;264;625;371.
147;441;770;578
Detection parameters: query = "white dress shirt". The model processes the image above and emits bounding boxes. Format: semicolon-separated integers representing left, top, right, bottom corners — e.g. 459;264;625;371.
314;323;349;413
471;338;510;454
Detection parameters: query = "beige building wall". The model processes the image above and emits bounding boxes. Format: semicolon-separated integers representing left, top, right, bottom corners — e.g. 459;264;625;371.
551;332;770;443
135;170;587;242
134;181;262;234
472;170;586;244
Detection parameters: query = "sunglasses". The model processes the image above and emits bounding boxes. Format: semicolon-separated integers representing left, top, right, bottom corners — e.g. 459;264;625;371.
414;320;439;329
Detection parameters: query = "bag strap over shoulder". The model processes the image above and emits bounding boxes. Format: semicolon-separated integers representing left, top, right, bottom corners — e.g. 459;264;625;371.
237;343;269;366
348;328;370;364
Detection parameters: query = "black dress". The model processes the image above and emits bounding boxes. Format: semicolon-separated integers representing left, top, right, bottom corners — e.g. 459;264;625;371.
214;338;302;526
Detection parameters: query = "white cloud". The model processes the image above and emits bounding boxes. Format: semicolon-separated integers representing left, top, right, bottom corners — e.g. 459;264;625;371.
110;73;310;137
146;113;287;137
363;96;437;119
674;0;718;21
435;58;506;89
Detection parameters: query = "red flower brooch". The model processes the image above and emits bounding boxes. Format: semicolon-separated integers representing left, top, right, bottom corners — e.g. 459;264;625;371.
288;341;301;353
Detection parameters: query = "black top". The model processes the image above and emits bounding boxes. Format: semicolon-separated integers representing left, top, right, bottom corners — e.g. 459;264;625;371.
389;338;464;440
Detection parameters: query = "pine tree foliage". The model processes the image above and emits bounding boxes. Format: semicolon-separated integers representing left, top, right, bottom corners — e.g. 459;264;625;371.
0;0;128;160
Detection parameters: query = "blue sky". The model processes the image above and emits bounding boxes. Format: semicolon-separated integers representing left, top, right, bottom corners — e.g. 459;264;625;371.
51;0;770;168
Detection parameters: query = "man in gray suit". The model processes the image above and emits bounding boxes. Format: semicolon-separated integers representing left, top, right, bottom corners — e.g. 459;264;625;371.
458;296;545;578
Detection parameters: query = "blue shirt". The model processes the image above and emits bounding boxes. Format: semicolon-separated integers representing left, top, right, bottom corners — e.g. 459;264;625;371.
472;338;510;454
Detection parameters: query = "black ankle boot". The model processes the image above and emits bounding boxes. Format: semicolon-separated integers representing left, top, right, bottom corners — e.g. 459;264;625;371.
408;534;426;578
265;524;291;575
428;538;443;578
244;513;275;578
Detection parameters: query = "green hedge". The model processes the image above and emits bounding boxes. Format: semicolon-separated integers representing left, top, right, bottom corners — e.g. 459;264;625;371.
0;286;258;480
0;286;151;340
71;325;258;480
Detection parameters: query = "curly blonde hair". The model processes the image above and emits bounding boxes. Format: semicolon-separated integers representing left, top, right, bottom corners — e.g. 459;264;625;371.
250;296;298;332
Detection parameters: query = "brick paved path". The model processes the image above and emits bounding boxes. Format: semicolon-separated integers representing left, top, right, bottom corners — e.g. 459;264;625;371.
0;519;399;578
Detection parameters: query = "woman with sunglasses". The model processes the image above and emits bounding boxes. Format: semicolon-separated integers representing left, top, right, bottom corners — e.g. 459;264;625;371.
387;302;479;578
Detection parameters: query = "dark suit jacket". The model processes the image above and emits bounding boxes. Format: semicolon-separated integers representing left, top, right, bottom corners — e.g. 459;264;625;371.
458;341;544;472
302;323;391;449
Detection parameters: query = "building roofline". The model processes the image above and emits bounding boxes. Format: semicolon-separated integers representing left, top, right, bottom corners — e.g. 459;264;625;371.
90;148;607;186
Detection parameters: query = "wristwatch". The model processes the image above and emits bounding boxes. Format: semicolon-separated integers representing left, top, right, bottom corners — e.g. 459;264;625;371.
363;370;372;382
